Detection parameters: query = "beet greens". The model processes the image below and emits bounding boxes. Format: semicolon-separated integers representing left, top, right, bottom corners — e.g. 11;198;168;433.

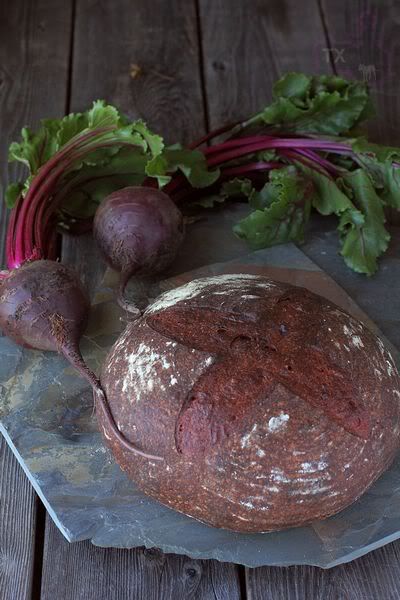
160;73;400;276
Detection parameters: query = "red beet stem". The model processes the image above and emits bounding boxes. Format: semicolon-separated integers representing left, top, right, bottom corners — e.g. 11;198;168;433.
8;128;136;269
294;148;344;175
278;149;333;179
188;121;241;149
220;161;283;177
203;135;350;156
204;138;353;168
15;128;113;249
6;195;23;269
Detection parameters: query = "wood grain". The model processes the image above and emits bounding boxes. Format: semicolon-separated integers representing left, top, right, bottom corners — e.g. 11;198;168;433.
0;1;72;598
0;437;37;600
319;0;400;225
41;520;241;600
0;0;73;267
320;0;400;144
198;0;331;129
246;541;400;600
42;0;243;598
70;0;206;145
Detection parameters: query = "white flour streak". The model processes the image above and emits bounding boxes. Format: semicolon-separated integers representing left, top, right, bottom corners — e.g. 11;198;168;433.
268;412;289;433
300;460;328;474
351;335;364;348
146;274;276;313
240;500;255;509
377;338;386;356
386;360;394;377
103;427;112;441
290;484;332;496
161;357;171;369
343;324;355;337
270;468;290;483
240;424;258;448
121;342;175;400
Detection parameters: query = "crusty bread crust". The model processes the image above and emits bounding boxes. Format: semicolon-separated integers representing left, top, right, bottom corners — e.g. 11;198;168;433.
98;275;400;532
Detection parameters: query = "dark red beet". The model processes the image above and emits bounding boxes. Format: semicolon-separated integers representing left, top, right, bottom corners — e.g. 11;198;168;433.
0;259;161;461
0;260;89;353
93;186;184;312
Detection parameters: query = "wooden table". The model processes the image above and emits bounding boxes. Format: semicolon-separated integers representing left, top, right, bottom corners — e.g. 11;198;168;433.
1;1;400;598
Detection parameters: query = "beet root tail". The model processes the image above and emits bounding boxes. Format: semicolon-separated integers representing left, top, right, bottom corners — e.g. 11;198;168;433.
117;268;142;316
60;342;163;461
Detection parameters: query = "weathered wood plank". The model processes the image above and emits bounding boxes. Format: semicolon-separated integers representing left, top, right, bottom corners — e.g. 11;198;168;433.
70;0;206;145
320;0;400;144
42;0;243;598
198;0;331;129
319;0;400;227
0;437;38;600
246;541;400;600
0;0;73;266
41;520;241;600
0;1;72;599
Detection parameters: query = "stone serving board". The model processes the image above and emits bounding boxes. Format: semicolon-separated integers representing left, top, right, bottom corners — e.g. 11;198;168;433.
1;237;400;569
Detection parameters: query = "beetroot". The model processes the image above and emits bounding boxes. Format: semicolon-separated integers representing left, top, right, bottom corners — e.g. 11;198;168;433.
0;260;89;352
93;186;184;312
0;259;161;461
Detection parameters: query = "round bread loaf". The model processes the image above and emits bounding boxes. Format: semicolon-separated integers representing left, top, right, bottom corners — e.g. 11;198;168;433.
98;274;400;532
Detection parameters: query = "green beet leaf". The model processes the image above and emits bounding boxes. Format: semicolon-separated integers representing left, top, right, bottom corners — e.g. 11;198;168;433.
233;166;311;248
339;170;390;275
189;177;254;209
297;163;356;216
146;147;220;188
6;101;215;222
249;73;373;136
5;182;23;209
352;138;400;209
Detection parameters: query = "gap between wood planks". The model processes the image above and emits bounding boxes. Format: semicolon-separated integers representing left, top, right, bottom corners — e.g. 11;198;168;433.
65;0;78;116
31;501;46;600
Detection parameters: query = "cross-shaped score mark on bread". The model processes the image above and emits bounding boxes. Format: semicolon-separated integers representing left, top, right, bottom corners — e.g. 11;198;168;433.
147;286;371;455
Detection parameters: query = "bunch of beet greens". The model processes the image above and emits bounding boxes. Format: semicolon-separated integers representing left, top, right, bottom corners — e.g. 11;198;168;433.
4;73;400;279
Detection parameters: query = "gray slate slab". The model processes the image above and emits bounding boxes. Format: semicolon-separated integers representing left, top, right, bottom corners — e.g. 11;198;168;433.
1;206;400;568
